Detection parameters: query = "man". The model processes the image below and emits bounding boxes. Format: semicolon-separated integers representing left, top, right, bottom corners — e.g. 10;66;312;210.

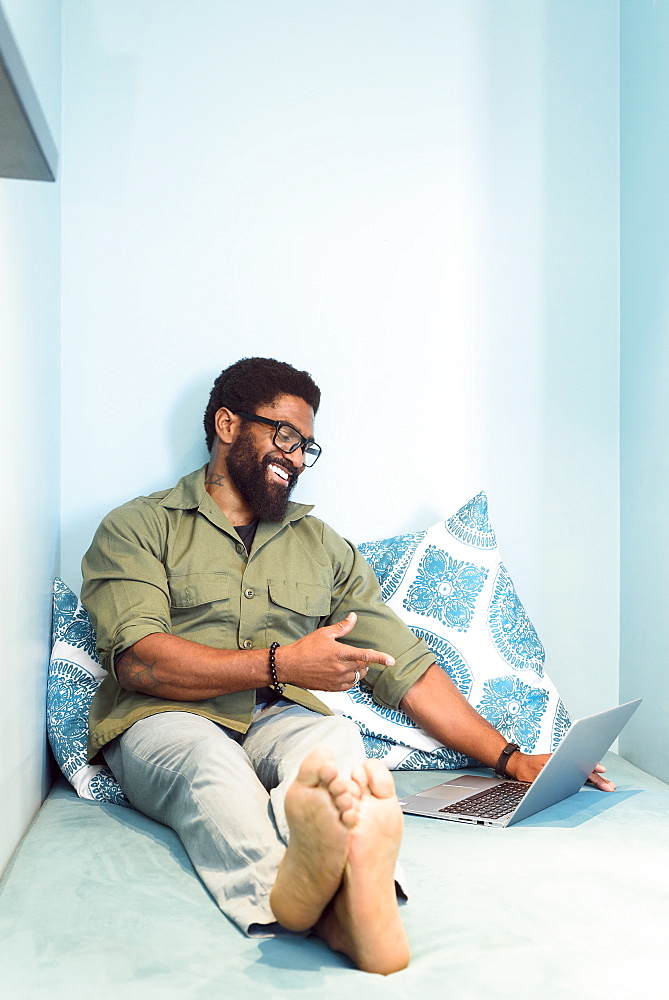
82;357;612;976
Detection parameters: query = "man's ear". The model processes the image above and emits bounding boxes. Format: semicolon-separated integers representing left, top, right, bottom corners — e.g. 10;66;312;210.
213;407;239;445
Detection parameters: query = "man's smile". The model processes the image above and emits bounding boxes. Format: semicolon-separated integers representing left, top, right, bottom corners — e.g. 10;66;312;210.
267;461;294;486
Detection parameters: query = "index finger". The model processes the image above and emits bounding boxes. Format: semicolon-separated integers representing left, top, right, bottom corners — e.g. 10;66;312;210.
338;643;395;668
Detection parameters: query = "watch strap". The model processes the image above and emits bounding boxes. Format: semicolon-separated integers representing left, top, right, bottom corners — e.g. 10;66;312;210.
494;742;521;778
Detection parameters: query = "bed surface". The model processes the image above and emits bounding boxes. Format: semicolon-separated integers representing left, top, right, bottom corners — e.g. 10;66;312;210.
1;753;667;999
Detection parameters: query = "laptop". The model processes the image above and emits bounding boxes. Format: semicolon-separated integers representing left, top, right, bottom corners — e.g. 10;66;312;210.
398;699;641;828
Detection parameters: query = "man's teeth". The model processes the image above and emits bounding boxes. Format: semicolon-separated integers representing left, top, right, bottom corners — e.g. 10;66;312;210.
269;463;290;481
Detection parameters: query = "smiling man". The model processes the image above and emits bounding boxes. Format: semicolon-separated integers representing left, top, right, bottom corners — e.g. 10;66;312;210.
81;357;612;975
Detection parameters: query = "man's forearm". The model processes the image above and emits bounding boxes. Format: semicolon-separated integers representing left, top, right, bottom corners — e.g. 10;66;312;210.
399;664;515;772
115;633;271;700
400;662;615;789
115;612;395;701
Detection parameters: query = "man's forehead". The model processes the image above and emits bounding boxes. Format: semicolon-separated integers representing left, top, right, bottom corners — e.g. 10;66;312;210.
259;394;315;434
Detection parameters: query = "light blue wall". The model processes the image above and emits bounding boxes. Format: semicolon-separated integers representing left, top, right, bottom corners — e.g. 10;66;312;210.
60;0;620;722
620;0;669;782
0;0;60;876
6;0;664;874
475;3;620;720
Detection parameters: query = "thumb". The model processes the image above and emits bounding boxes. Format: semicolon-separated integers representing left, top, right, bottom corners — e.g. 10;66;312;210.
329;611;357;637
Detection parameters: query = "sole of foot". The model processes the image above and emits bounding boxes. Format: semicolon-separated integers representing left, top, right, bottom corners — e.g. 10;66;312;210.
316;760;410;975
270;747;360;932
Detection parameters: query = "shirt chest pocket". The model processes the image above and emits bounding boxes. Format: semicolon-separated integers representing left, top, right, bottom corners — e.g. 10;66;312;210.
267;578;331;639
167;573;232;637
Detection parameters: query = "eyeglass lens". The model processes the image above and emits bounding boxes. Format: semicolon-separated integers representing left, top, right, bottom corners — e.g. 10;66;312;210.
274;424;321;466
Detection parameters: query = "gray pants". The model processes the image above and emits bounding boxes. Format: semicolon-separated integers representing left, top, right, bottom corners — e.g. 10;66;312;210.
103;703;367;934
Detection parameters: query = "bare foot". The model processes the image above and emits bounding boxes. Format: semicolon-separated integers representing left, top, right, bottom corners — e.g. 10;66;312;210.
315;760;410;975
270;748;360;932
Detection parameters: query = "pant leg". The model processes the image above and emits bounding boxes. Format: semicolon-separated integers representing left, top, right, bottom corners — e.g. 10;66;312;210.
103;711;286;933
104;706;405;937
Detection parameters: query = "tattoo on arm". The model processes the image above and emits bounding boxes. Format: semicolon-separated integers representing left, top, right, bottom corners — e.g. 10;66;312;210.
116;646;165;695
204;473;226;487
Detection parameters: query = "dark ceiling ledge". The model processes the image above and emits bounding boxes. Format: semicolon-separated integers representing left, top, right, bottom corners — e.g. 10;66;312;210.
0;4;58;181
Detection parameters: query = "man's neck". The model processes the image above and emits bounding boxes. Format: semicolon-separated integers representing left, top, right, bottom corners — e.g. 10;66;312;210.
204;459;255;526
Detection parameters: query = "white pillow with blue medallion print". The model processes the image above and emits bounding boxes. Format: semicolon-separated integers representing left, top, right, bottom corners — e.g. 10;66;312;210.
47;579;130;806
312;493;570;770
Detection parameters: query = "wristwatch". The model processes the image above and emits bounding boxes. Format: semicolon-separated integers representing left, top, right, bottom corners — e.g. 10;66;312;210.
494;742;521;778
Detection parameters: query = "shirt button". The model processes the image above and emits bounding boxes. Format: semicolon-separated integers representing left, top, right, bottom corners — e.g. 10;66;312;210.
236;543;245;554
244;588;254;599
242;639;253;649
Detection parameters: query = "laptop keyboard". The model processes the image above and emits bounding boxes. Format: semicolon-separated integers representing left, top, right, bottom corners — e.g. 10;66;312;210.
439;780;532;819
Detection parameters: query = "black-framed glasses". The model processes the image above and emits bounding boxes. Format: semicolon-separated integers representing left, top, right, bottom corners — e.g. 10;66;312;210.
235;411;322;467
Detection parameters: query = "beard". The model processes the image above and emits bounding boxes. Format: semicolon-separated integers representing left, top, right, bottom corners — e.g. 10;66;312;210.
227;427;299;522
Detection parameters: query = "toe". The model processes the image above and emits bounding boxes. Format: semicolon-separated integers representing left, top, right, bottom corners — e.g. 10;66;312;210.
340;805;360;829
327;773;352;798
351;763;369;795
364;760;396;799
298;747;337;788
332;789;359;818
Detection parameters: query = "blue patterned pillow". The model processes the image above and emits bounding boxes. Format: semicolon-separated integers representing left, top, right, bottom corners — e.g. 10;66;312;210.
47;579;130;807
314;493;570;769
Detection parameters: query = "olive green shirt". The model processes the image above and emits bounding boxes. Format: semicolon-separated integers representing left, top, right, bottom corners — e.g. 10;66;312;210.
82;466;434;760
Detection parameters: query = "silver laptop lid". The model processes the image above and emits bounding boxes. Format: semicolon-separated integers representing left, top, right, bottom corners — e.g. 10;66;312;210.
507;698;642;825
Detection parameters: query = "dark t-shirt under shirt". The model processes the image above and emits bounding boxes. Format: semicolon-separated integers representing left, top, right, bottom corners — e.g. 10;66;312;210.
234;520;259;554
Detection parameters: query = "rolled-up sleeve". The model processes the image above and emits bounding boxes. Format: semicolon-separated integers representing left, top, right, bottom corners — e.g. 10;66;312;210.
322;524;434;710
81;501;172;679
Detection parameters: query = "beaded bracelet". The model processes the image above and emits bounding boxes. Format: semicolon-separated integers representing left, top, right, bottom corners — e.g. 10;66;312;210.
269;642;284;693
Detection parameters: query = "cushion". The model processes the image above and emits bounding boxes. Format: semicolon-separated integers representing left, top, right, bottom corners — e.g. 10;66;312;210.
47;579;130;806
313;492;571;769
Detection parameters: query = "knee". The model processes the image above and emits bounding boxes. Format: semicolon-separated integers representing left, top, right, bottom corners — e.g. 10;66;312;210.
320;715;366;756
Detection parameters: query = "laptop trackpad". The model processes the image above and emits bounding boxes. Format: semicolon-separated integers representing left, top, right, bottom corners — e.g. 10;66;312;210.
414;775;500;801
413;786;472;803
444;775;501;790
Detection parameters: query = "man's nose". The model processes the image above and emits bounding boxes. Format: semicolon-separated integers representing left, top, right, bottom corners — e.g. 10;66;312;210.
283;446;305;471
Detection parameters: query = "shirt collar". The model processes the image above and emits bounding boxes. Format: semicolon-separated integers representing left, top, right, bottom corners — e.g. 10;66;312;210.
155;465;314;525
